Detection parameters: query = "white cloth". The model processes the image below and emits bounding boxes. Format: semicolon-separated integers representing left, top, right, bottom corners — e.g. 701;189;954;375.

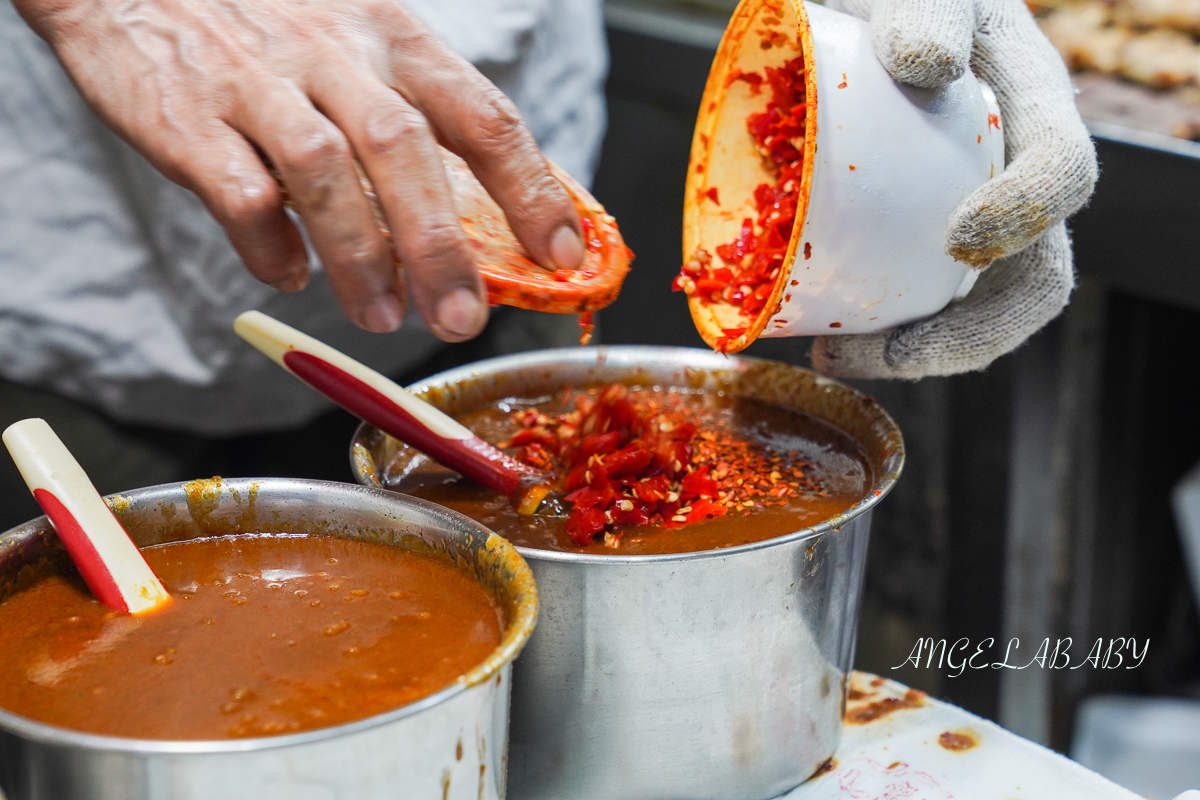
0;0;606;434
813;0;1097;379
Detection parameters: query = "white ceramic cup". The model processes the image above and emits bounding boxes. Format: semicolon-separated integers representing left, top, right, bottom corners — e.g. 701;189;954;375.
682;0;1003;349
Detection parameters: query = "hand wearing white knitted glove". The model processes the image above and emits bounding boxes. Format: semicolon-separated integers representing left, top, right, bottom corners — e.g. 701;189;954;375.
810;0;1098;380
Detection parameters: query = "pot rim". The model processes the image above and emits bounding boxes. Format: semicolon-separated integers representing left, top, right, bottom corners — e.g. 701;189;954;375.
349;345;904;565
0;477;538;755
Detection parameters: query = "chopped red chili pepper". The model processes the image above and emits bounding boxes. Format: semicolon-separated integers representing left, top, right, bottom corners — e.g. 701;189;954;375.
499;384;825;547
677;56;808;349
728;69;764;92
579;217;602;253
681;465;720;497
578;311;595;346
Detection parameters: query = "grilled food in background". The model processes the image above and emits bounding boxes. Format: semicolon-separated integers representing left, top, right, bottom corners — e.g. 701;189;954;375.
1034;0;1200;139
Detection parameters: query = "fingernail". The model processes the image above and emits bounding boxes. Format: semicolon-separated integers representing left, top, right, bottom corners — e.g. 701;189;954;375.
274;268;310;293
435;287;487;339
550;224;585;271
362;293;404;333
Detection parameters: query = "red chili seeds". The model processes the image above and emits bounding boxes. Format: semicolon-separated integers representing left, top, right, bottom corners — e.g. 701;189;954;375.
675;56;808;349
501;385;824;547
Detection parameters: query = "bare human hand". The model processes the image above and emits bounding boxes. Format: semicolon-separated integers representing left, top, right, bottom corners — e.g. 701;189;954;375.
13;0;587;340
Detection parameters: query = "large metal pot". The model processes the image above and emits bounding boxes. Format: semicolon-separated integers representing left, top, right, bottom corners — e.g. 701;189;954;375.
0;478;537;800
350;347;904;800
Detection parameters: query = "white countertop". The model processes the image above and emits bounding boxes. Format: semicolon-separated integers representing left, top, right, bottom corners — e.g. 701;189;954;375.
783;672;1144;800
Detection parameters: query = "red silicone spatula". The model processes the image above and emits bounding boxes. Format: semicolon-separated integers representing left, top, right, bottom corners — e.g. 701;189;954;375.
3;418;171;615
233;310;556;515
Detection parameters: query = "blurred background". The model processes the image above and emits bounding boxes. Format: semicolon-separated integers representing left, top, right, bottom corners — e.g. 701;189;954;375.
588;0;1200;795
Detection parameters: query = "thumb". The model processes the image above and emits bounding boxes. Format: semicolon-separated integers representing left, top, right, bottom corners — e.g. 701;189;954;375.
869;0;976;88
945;0;1097;266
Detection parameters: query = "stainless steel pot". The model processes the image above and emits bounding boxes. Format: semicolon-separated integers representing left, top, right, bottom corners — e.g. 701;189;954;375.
0;478;537;800
349;347;904;800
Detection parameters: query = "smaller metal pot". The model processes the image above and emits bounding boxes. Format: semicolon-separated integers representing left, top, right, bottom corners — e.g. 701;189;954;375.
0;478;537;800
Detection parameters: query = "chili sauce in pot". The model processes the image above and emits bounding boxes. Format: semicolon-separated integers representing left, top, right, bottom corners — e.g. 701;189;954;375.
397;384;872;556
0;534;502;740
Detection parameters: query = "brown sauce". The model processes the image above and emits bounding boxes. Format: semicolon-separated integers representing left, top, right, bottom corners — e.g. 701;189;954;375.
399;388;872;556
938;729;979;751
0;534;502;740
845;690;926;724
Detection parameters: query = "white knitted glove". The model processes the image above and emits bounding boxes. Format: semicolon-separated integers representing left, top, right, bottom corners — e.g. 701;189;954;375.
811;0;1098;379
